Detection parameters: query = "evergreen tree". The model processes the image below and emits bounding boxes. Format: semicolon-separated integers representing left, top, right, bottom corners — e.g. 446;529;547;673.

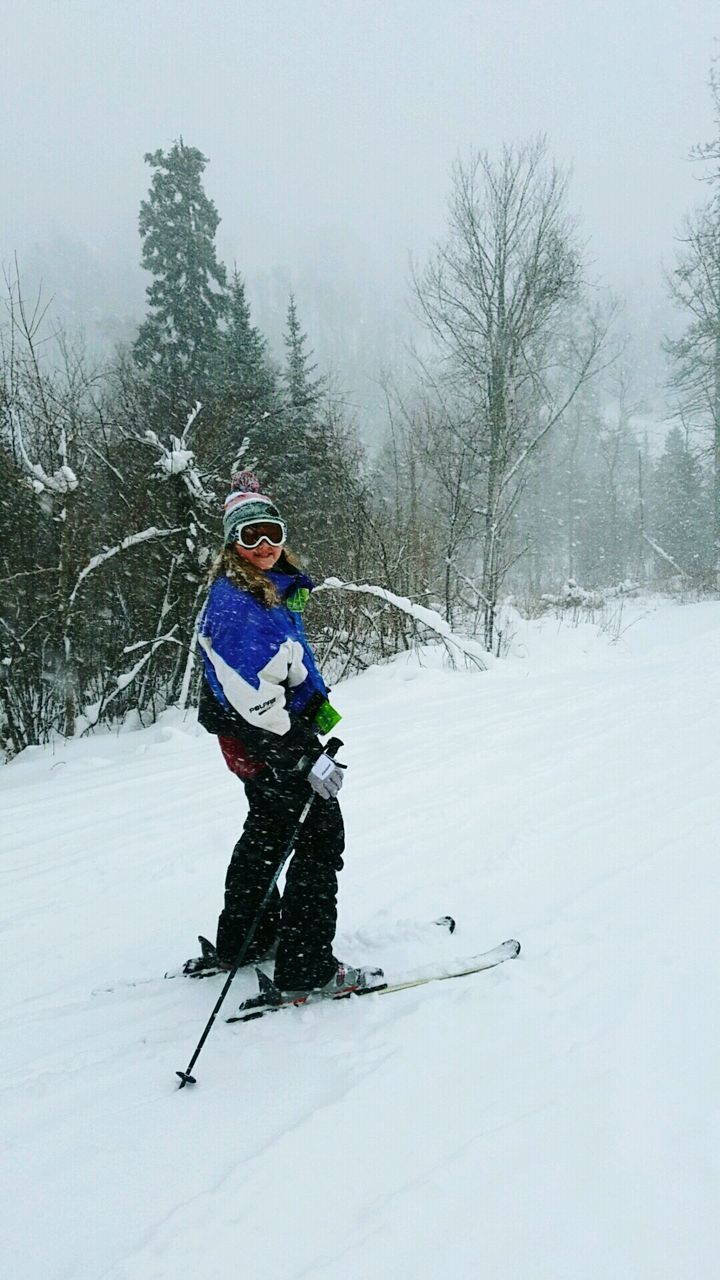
214;269;278;463
133;139;227;424
274;295;335;555
650;426;710;579
283;293;324;429
281;294;325;483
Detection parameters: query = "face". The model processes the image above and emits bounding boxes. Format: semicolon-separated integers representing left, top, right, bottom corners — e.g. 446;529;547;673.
233;524;284;571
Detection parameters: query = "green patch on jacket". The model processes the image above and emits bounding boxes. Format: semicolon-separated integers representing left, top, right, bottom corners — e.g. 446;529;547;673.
314;699;342;734
285;587;311;613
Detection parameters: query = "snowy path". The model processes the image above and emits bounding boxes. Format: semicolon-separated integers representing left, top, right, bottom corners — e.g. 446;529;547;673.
1;600;719;1279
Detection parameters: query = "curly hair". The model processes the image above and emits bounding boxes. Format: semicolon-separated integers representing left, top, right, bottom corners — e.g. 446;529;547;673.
207;545;303;608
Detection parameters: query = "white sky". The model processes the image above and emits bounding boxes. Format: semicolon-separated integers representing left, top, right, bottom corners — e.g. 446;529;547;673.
2;0;719;346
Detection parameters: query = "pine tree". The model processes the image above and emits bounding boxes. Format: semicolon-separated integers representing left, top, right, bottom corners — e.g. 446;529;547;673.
133;139;227;424
282;294;325;481
274;295;332;553
651;426;710;579
215;269;278;459
283;293;324;430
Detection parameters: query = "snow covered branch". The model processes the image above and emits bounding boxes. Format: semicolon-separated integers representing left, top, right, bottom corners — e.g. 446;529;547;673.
144;402;213;504
177;596;206;710
80;629;182;732
316;578;489;669
11;412;79;499
68;526;184;609
642;532;688;577
115;632;182;694
0;566;60;586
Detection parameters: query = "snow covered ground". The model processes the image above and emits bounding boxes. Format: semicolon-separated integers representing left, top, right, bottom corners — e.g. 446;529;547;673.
1;598;719;1279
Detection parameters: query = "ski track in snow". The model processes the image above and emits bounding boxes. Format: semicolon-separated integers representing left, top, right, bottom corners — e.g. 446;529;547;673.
1;599;719;1279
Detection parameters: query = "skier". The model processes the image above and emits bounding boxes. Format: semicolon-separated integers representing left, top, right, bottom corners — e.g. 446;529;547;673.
189;471;379;998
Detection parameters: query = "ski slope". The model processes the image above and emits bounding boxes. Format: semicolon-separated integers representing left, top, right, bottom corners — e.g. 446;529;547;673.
1;598;718;1280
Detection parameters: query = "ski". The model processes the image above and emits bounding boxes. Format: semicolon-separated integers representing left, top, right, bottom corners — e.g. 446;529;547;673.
226;938;520;1024
174;936;233;980
92;917;457;995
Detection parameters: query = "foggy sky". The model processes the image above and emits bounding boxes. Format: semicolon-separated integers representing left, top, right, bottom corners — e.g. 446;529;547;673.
2;0;719;390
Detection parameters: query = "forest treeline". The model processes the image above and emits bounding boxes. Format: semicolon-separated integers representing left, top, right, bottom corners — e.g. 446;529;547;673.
2;98;720;756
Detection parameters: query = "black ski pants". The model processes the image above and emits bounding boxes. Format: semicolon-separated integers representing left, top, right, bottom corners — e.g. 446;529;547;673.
215;769;344;991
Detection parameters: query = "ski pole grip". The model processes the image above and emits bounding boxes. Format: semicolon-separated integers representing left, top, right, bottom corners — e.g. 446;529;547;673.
324;736;343;759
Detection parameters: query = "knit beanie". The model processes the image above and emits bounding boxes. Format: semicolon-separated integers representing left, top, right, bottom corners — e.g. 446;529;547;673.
222;471;285;546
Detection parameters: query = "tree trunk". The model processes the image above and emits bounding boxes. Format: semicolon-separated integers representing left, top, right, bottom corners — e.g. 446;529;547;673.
707;332;712;586
58;498;77;739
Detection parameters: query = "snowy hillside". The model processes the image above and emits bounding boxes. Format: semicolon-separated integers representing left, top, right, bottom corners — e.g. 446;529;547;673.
2;599;719;1280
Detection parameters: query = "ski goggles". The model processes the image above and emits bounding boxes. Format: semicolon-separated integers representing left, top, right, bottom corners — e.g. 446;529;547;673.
235;519;287;549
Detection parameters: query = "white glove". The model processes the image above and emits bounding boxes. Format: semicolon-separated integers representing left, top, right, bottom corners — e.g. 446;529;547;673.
308;752;346;800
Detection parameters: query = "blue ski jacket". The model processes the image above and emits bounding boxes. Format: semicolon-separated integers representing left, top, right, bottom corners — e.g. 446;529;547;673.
197;563;329;772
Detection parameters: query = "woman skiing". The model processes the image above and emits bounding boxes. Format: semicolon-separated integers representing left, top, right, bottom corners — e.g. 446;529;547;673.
190;471;379;999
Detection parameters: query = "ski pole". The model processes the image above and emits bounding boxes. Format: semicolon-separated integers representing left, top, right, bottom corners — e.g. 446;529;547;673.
176;737;343;1088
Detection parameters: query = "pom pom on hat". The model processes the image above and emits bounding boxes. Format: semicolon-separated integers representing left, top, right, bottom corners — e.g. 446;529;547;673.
222;471;284;546
230;470;262;494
